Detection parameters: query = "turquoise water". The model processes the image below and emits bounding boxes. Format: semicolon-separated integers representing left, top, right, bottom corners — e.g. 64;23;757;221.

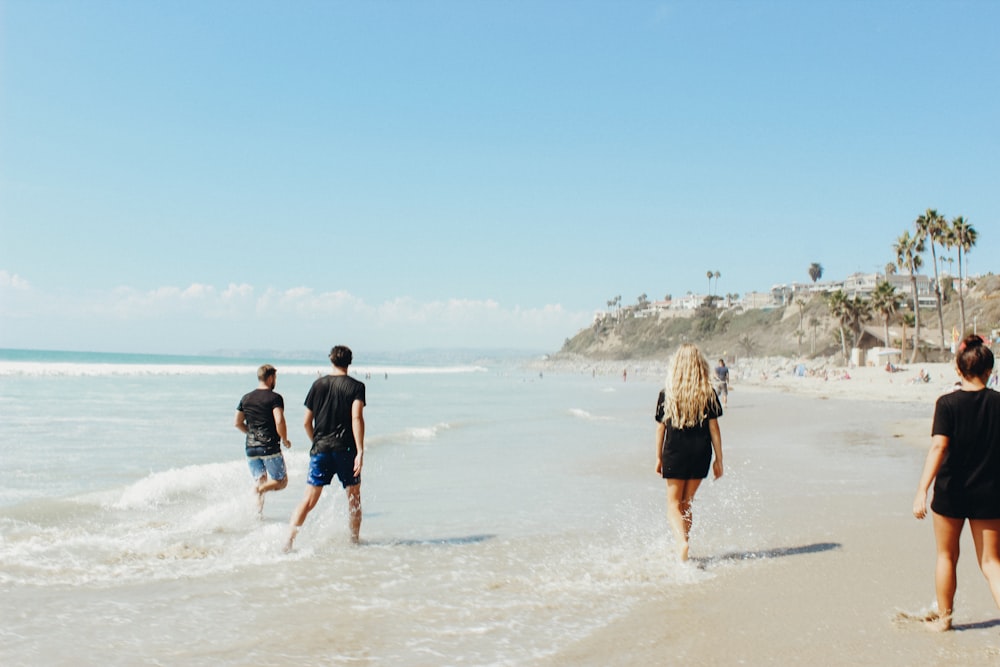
1;349;687;664
0;349;930;665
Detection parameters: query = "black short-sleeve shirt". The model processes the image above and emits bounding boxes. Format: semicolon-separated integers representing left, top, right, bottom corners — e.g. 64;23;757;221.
237;388;285;457
931;388;1000;519
655;390;722;479
305;374;367;455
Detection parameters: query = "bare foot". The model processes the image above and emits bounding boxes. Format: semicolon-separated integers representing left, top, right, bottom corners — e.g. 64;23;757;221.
678;540;690;562
283;527;299;554
924;612;952;632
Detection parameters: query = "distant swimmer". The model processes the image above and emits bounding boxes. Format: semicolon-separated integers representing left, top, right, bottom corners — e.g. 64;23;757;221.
913;335;1000;631
286;345;366;551
714;359;730;408
654;344;724;562
235;364;292;513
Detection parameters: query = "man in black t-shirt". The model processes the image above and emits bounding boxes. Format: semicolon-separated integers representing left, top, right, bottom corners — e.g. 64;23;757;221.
235;364;292;513
285;345;366;551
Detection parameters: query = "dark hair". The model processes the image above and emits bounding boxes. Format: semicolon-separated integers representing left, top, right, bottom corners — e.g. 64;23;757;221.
955;335;994;379
257;364;277;381
329;345;353;368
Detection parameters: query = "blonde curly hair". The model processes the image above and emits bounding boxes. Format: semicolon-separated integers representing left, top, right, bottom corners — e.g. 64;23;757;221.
662;343;719;428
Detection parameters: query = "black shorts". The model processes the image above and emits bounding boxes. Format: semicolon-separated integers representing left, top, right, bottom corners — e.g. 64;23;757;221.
661;440;712;479
931;481;1000;519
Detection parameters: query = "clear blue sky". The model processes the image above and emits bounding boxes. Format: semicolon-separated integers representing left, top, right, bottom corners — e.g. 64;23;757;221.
1;1;997;355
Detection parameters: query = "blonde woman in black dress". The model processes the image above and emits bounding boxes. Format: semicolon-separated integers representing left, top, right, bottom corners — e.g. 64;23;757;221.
655;344;724;561
913;335;1000;630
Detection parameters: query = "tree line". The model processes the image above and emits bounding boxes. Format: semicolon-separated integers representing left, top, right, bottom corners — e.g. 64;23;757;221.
826;209;979;364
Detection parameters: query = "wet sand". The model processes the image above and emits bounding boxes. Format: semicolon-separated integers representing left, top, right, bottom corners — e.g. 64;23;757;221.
542;376;1000;666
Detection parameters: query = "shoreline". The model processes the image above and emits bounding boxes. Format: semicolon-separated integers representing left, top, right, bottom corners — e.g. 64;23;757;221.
530;365;1000;666
529;354;961;406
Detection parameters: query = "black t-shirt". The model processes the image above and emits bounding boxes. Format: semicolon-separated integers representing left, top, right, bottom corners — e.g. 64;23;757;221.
654;390;723;454
237;388;284;457
931;388;1000;519
305;374;366;455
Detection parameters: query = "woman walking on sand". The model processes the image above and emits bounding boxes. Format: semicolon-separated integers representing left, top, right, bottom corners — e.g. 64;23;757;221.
655;344;724;561
913;334;1000;631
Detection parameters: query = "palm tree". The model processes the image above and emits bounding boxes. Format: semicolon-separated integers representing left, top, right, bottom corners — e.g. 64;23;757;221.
885;262;897;276
808;262;823;283
845;295;871;350
714;271;721;297
795;298;806;354
894;230;925;364
915;208;947;352
952;216;978;335
870;280;899;350
808;315;821;354
901;312;915;359
827;289;851;361
706;270;713;297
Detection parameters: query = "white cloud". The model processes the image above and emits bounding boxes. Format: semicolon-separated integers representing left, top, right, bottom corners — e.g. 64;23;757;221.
0;277;592;353
0;270;30;289
222;283;254;299
181;283;214;299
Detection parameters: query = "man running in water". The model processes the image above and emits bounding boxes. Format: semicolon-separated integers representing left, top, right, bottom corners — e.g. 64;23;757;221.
235;364;292;513
285;345;366;550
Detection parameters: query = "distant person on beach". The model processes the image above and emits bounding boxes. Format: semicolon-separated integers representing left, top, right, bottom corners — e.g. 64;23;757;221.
714;359;730;407
655;344;724;561
235;364;292;513
286;345;366;551
913;335;1000;631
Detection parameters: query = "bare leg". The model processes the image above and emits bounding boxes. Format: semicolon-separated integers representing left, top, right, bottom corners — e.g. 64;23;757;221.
255;474;267;514
285;484;324;552
969;519;1000;609
665;478;702;561
346;484;362;544
256;476;288;512
930;512;964;631
257;476;288;494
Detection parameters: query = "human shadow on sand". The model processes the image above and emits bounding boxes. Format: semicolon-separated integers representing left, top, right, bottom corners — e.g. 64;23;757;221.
692;542;841;567
365;534;497;547
953;618;1000;631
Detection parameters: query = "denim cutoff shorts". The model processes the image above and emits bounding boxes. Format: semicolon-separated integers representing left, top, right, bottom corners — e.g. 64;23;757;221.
247;453;287;481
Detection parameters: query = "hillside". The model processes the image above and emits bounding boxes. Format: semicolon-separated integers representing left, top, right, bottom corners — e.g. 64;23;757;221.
557;274;1000;363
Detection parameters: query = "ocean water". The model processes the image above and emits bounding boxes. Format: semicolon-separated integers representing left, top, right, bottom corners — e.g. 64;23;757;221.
0;350;706;665
0;350;933;665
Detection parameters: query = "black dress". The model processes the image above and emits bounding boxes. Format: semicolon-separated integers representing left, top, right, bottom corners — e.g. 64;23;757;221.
931;388;1000;519
655;390;722;479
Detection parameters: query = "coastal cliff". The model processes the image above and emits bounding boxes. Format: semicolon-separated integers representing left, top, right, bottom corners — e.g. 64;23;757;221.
557;275;1000;362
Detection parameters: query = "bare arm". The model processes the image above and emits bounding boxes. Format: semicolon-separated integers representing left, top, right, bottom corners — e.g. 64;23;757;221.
913;434;949;519
352;400;365;476
273;406;291;448
655;421;665;474
303;408;315;443
708;418;723;480
234;410;248;434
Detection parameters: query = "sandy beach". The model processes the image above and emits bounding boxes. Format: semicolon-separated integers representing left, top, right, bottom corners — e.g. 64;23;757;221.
533;357;1000;666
